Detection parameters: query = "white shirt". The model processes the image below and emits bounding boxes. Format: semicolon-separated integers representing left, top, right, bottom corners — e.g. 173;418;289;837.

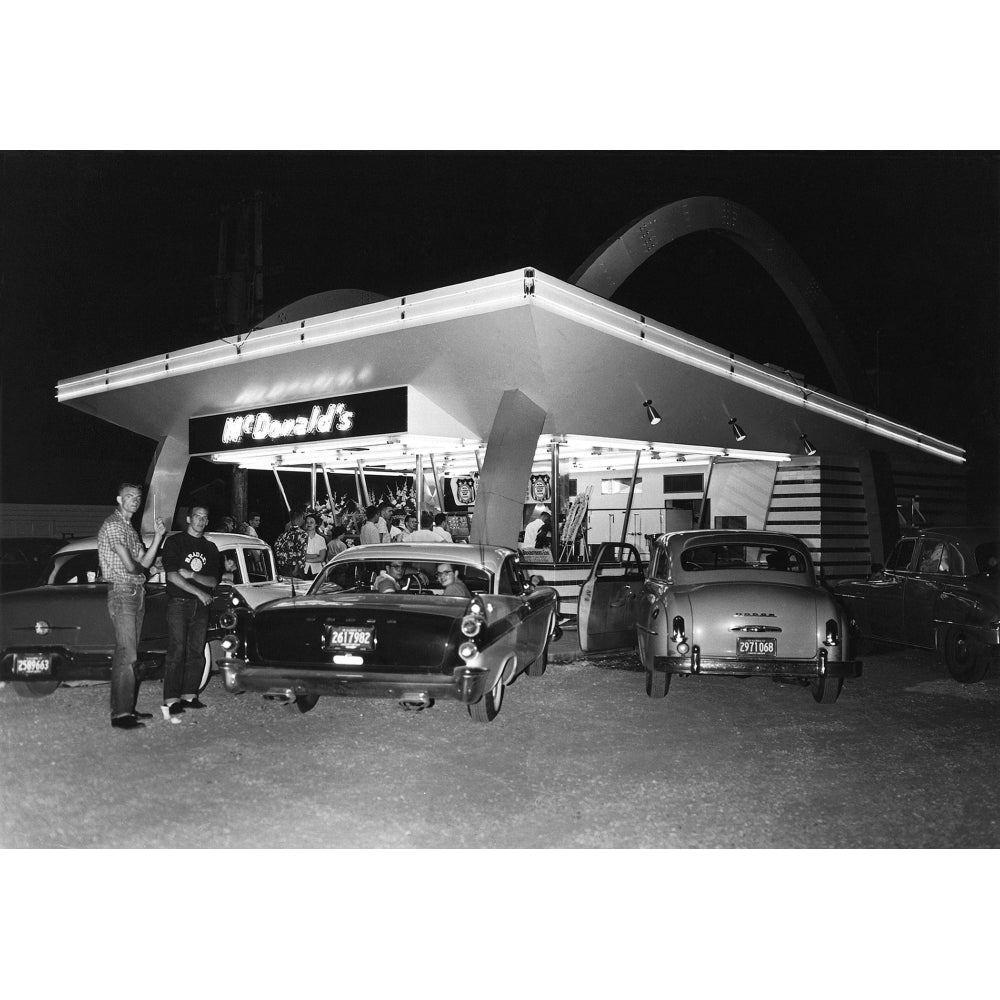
432;526;453;542
523;517;545;547
405;529;440;542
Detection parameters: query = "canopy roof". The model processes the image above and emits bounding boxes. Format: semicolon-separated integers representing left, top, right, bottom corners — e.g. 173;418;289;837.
57;267;963;472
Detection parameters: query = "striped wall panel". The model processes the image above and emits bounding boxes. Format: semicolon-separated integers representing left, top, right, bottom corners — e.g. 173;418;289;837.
765;459;871;583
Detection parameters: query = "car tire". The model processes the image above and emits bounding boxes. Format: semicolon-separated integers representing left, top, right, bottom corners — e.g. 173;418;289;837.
810;675;843;704
944;626;988;684
645;669;670;698
527;640;549;678
468;674;504;723
13;679;61;698
295;694;320;713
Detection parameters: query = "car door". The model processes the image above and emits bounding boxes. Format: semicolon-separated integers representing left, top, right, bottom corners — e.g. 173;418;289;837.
902;540;955;648
863;536;918;642
578;542;644;652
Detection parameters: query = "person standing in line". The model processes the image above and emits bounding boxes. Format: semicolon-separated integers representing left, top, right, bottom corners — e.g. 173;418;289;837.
359;505;381;546
397;512;419;541
160;505;220;721
239;512;261;537
406;511;440;542
326;524;349;559
522;509;551;548
97;481;167;730
432;513;454;542
302;512;327;577
274;509;309;576
376;502;394;543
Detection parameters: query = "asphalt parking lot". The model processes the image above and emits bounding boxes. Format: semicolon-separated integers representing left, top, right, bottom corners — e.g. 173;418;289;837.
1;642;997;848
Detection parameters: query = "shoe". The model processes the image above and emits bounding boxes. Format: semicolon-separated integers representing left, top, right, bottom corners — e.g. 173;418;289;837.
160;704;183;724
132;710;153;720
164;701;186;716
112;715;146;730
180;697;207;709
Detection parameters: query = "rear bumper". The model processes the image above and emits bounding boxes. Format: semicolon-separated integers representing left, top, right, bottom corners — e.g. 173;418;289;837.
1;647;165;683
652;647;862;680
218;658;493;704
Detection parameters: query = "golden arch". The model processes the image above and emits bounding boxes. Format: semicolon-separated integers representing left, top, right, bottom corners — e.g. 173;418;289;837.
570;196;872;405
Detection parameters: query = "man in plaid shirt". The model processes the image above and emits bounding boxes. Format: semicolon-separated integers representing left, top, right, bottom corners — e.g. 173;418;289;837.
97;481;166;730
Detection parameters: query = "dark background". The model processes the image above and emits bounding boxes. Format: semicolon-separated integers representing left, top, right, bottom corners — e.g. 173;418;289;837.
2;151;997;531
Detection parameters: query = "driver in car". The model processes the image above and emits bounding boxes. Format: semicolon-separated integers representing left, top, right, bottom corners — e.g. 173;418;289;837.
374;560;404;592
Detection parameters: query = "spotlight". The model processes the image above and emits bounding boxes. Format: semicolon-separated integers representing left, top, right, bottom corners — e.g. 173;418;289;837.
728;417;747;442
643;400;661;426
801;434;817;456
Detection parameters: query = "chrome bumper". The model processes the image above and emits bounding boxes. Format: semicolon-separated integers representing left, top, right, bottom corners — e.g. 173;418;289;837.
217;658;493;704
653;646;862;679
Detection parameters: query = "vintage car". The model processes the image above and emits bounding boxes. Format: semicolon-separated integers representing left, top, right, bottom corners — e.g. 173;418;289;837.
834;526;999;683
0;531;290;698
578;530;861;703
216;543;560;722
0;538;66;594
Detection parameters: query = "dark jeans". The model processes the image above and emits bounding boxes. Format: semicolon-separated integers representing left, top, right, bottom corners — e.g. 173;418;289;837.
107;582;145;719
164;596;209;702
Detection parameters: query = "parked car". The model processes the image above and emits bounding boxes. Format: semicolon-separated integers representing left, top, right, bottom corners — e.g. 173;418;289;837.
216;543;560;722
834;526;999;683
0;531;290;698
578;531;861;704
0;538;66;593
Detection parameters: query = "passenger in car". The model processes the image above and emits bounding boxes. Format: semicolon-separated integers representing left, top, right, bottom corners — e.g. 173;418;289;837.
374;560;405;592
436;564;472;598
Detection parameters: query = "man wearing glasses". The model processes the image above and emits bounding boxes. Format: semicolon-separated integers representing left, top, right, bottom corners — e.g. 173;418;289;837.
436;564;472;598
374;560;405;593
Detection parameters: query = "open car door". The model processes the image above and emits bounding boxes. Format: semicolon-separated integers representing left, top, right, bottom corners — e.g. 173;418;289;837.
578;542;644;652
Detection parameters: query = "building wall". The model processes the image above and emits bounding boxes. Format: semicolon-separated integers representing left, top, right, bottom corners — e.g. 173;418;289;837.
0;504;109;539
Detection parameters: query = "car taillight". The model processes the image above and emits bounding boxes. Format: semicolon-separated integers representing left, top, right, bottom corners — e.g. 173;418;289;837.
220;633;241;657
824;619;840;647
672;615;689;655
460;614;484;637
458;640;478;661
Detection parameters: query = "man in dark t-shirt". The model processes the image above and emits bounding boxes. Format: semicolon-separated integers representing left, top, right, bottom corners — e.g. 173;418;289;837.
160;505;220;720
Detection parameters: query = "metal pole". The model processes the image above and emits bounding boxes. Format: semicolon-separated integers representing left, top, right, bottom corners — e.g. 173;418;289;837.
322;466;335;520
698;457;717;529
474;449;483;474
619;450;641;549
272;468;291;513
429;453;441;512
415;455;424;517
550;439;560;562
356;460;370;509
310;464;317;509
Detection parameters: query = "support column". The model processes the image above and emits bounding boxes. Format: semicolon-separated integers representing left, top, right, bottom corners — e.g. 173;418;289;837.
858;449;899;567
470;389;546;548
141;434;189;534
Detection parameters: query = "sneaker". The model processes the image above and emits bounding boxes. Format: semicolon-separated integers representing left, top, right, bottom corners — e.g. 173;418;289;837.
180;697;207;709
160;704;183;724
112;715;145;730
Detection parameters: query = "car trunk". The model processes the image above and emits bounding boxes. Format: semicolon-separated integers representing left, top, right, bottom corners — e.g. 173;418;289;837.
251;595;468;672
685;581;820;659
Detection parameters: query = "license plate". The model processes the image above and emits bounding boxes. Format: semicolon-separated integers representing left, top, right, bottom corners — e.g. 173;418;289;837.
738;637;776;656
15;653;52;676
325;625;375;651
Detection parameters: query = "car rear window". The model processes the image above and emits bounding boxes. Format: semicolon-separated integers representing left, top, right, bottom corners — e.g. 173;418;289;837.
680;543;807;574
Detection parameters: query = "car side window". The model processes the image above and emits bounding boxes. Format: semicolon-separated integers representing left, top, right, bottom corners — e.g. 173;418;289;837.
220;549;243;584
53;551;102;584
243;548;273;583
886;537;917;572
497;561;518;596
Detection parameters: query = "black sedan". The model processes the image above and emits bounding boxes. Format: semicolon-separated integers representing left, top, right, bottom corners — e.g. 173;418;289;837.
834;526;998;683
216;543;560;722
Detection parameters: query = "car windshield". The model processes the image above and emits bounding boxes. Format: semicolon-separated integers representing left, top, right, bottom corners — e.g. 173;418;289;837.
310;558;492;596
48;549;102;584
680;542;807;574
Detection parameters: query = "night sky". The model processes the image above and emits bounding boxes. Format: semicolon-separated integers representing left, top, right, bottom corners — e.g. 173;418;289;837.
2;151;998;520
